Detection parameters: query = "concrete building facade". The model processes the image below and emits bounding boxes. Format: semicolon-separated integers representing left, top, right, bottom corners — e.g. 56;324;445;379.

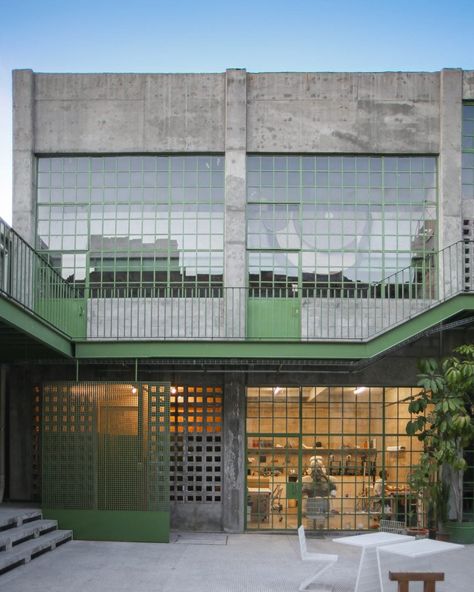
3;67;474;540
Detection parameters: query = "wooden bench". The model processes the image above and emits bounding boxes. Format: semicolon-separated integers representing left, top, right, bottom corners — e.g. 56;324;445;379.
389;571;444;592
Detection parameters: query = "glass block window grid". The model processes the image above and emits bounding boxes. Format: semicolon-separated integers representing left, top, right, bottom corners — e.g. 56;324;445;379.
170;385;223;503
246;386;424;531
247;156;437;296
36;156;224;294
463;103;474;199
41;382;170;513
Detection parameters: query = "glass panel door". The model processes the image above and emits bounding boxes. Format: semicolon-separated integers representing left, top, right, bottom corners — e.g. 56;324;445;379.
246;386;424;532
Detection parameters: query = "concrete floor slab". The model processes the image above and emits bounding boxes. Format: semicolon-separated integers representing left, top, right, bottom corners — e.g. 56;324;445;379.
0;533;472;592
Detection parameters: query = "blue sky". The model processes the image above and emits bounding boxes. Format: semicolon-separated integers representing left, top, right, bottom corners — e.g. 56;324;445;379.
1;0;473;224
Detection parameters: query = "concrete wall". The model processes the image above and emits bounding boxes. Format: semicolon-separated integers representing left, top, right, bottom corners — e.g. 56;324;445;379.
302;298;432;340
33;73;225;153
86;295;445;341
87;297;229;340
463;71;474;99
247;72;440;153
13;67;474;250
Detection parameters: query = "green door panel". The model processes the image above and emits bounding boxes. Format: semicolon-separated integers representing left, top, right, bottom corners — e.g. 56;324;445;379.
247;298;300;340
35;298;86;338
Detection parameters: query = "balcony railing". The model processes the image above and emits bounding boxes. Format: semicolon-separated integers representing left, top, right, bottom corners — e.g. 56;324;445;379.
0;218;85;338
0;217;473;342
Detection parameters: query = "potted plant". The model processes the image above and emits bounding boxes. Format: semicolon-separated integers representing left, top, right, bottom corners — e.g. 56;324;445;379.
406;344;474;543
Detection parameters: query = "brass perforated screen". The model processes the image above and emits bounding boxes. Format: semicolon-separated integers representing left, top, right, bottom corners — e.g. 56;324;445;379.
41;382;170;512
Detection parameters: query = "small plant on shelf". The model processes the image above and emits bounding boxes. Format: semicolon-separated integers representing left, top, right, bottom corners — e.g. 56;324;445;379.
406;345;474;539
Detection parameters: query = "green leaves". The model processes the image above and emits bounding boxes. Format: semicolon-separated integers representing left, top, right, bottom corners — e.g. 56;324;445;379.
406;344;474;522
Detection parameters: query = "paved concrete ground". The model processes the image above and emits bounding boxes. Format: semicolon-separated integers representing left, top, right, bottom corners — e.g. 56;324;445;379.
1;531;473;592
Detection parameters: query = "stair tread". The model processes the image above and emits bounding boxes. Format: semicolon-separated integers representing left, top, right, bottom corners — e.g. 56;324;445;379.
0;510;42;530
0;530;72;570
0;520;58;546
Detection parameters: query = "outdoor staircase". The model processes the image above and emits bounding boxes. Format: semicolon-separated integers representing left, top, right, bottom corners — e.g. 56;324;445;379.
0;508;72;575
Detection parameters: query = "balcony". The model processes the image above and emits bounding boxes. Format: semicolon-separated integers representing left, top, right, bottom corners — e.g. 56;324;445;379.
1;218;473;349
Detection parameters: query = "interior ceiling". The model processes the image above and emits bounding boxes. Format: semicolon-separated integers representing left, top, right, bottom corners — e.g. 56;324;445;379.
246;386;385;399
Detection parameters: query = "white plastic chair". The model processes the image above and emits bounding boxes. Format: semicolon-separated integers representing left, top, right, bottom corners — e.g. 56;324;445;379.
298;525;338;591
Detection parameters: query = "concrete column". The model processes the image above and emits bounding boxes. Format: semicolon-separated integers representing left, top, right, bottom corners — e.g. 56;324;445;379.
224;69;247;337
222;372;246;533
12;70;36;244
0;365;7;502
8;367;35;500
439;68;463;248
439;69;463;295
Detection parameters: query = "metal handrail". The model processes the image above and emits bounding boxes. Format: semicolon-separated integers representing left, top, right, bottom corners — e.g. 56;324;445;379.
0;214;473;342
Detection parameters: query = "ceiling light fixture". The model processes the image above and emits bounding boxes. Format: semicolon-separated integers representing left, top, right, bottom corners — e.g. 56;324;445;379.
354;386;366;395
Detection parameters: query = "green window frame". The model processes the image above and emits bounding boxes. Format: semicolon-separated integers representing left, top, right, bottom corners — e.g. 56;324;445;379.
36;155;225;296
246;155;438;298
463;102;474;200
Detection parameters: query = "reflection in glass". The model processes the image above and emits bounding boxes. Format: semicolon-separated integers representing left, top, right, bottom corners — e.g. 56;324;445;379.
36;155;225;293
247;155;437;297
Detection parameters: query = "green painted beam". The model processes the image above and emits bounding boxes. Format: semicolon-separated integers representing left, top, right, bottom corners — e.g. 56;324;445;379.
74;294;474;360
0;297;73;358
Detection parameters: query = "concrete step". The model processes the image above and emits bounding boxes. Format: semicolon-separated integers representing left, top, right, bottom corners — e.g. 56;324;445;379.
0;519;58;550
0;529;73;574
0;509;42;531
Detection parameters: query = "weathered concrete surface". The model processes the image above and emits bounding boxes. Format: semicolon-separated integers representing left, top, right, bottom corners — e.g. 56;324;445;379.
247;72;440;153
87;297;229;340
224;69;247;294
439;69;463;250
13;67;474;255
463;70;474;99
34;73;225;153
301;298;433;340
170;503;222;532
222;373;245;533
12;70;35;244
0;531;473;592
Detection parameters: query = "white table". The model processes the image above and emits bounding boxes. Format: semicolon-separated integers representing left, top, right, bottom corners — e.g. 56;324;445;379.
377;538;464;591
333;532;414;592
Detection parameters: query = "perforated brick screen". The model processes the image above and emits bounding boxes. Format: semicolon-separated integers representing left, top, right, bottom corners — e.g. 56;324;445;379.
169;386;223;503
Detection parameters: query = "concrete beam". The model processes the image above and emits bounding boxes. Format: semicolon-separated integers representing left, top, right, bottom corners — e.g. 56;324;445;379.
247;72;440;153
33;73;225;153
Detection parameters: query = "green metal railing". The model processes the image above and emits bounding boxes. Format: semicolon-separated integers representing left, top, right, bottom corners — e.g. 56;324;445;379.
85;241;470;341
0;218;85;337
1;217;473;342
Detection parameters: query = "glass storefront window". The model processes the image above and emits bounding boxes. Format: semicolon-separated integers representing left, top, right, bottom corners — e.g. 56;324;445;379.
246;386;424;531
